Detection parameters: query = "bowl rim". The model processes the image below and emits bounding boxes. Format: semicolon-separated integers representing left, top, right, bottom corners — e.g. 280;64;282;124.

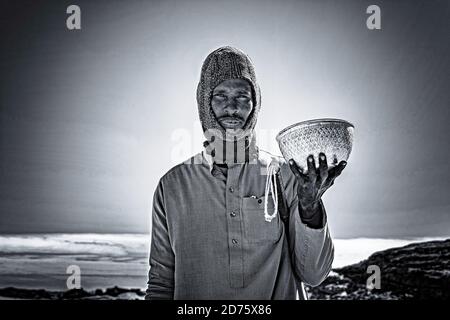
276;118;355;141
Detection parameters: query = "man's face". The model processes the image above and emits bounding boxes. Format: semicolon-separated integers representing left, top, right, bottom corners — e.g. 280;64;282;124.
211;78;253;130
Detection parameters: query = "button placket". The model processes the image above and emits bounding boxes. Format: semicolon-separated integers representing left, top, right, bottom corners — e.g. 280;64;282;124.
226;164;244;288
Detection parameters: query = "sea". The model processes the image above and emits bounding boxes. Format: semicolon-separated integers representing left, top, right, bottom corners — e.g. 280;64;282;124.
0;234;446;291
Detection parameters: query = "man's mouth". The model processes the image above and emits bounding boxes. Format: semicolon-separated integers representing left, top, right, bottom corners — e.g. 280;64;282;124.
220;117;242;125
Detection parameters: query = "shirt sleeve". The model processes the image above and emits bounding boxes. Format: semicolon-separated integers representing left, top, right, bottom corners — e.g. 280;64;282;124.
145;178;175;300
287;197;334;287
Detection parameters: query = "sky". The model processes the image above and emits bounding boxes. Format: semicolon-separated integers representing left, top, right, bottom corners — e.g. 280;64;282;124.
0;0;449;238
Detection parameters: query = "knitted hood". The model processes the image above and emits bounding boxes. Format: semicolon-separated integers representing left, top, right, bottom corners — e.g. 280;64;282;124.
196;46;261;142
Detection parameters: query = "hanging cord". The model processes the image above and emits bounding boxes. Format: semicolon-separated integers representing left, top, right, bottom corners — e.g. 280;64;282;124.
264;160;279;222
263;156;308;299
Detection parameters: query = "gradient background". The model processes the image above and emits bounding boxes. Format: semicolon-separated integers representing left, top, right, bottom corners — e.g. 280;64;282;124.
1;0;449;238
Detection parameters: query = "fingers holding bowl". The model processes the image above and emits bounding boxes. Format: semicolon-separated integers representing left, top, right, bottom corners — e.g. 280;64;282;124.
318;153;328;182
289;155;347;185
288;159;307;183
326;160;347;186
306;155;318;181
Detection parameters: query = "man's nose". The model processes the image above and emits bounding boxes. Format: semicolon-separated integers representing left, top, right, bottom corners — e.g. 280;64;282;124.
224;100;238;115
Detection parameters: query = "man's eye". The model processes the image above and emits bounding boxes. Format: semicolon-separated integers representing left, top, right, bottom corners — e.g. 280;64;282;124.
214;94;226;99
238;96;250;101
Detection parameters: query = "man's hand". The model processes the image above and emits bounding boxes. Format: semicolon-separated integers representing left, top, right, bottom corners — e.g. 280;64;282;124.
288;153;346;219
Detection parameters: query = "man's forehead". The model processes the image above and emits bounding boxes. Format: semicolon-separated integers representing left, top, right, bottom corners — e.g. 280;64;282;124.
213;88;251;94
213;79;252;92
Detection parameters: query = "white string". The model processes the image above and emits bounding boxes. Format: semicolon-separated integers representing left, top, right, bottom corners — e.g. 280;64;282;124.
264;161;278;222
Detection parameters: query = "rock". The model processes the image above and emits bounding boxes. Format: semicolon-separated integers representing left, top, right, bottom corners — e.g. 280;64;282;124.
61;288;91;299
0;286;146;300
307;239;450;300
103;286;145;298
94;289;104;296
0;287;54;300
104;286;127;297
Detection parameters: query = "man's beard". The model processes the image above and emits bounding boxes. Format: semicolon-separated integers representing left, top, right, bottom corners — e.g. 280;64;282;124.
218;116;245;130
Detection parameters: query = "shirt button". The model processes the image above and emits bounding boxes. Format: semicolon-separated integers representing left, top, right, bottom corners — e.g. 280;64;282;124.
232;239;238;244
229;187;234;193
258;199;262;204
230;211;236;217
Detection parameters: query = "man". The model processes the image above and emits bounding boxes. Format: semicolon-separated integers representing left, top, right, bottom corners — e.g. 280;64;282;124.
145;46;347;300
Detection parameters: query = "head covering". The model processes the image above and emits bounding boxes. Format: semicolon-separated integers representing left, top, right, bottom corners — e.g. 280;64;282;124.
196;47;279;221
196;46;261;143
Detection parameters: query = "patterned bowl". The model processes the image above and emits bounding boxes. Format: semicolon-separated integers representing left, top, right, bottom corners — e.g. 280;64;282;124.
276;118;354;172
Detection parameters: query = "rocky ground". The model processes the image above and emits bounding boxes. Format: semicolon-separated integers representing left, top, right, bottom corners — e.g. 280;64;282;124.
1;239;448;300
0;286;146;300
306;238;450;300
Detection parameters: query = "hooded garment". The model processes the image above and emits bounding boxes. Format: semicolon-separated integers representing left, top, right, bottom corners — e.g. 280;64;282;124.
197;46;261;139
197;46;261;164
